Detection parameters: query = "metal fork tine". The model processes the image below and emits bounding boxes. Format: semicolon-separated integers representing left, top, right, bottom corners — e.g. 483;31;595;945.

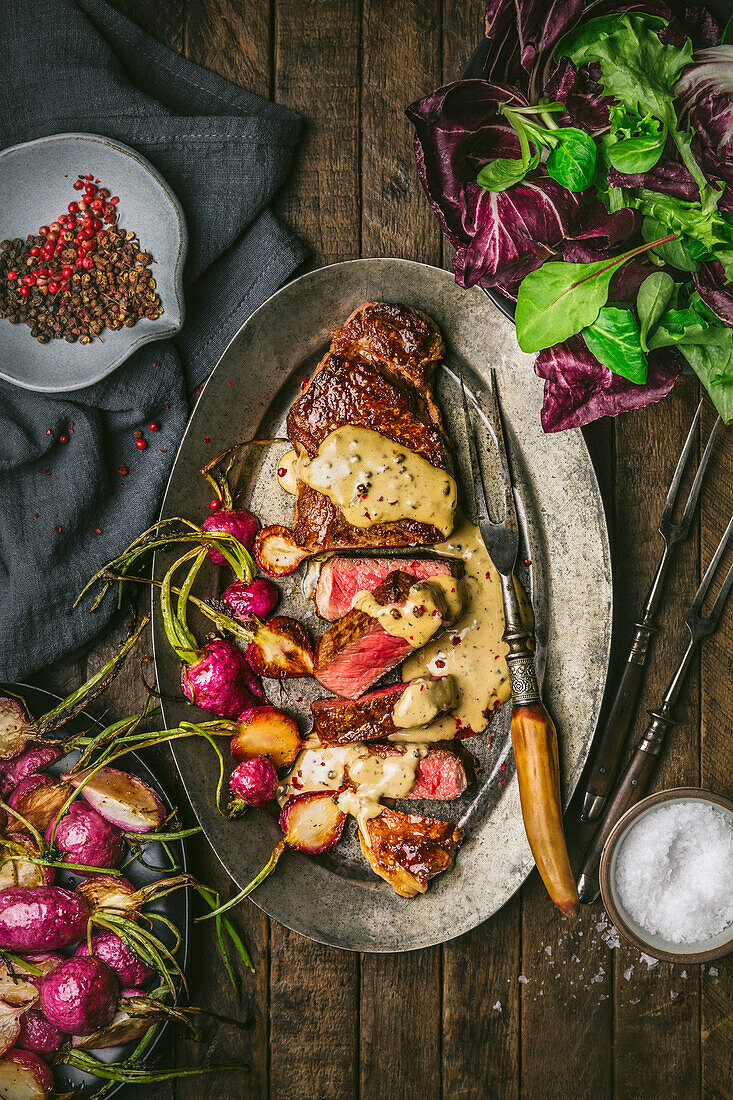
485;369;518;534
660;400;702;526
679;415;723;528
460;375;494;531
690;514;733;620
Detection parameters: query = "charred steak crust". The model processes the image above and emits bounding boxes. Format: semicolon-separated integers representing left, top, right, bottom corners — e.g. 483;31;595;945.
314;569;417;678
361;806;463;897
311;684;405;744
284;302;451;556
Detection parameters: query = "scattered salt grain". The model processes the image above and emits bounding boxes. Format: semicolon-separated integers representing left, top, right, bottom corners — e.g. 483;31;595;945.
615;801;733;944
640;953;659;970
709;966;719;977
623;967;634;981
492;1001;502;1012
517;975;529;984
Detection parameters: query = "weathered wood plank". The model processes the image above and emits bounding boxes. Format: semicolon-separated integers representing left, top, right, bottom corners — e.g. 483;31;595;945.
611;380;701;1100
700;399;733;1100
186;0;270;97
274;0;361;265
358;1;443;1096
268;3;361;1098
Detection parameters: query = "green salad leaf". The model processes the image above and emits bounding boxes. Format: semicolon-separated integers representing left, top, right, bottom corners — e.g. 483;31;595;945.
606;106;667;175
515;236;678;353
641;215;700;272
637;271;675;351
545;127;598;191
558;13;712;202
582;306;647;384
477;152;540;193
476;103;597;194
681;344;733;422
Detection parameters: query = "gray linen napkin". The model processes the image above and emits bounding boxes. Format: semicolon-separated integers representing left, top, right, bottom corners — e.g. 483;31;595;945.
0;0;307;679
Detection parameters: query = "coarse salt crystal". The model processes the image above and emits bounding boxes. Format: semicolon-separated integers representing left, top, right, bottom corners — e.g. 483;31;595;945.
615;801;733;944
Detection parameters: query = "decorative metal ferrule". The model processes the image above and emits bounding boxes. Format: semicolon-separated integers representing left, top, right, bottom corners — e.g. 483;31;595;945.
628;622;656;666
506;651;541;706
638;710;674;755
500;572;541;706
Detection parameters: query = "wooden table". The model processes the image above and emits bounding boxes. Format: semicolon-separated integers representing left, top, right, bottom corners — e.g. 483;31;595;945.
36;2;732;1096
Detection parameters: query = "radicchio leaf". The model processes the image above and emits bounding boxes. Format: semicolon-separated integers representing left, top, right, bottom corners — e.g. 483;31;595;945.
607;156;701;201
693;259;733;326
535;332;678;432
543;57;613;135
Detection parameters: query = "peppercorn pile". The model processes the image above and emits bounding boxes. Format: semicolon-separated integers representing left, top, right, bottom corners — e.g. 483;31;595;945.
0;174;163;345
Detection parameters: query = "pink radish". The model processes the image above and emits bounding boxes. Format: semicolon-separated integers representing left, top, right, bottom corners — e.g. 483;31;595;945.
0;887;91;951
0;1004;22;1058
181;638;264;718
75;930;154;989
45;802;124;869
0;745;62;798
15;1010;66;1057
222;578;279;620
228;757;278;815
201;507;260;563
0;1048;54;1097
39;956;119;1036
11;957;64;991
62;765;166;834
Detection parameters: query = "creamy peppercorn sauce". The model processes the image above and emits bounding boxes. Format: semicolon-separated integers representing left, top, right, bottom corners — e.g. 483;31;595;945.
277;428;532;825
278;743;429;846
276;425;458;535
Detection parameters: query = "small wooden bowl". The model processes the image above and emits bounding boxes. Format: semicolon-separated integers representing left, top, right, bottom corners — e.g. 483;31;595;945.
599;786;733;965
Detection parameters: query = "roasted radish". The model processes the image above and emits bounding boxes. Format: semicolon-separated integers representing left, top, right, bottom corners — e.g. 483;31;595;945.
246;616;314;678
0;744;62;797
7;777;72;837
9;956;63;990
222;577;279;620
45;802;124;870
254;524;309;576
181;638;264;719
0;698;34;763
230;707;303;769
201;507;260;563
75;930;154;989
0;1048;54;1098
279;792;346;854
0;1003;22;1058
228;757;278;815
71;1002;157;1050
0;839;54;890
62;765;166;834
39;956;119;1036
75;874;138;917
15;1009;66;1057
0;887;90;952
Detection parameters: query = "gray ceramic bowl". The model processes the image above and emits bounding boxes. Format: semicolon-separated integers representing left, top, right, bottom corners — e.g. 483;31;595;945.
600;787;733;964
0;133;186;392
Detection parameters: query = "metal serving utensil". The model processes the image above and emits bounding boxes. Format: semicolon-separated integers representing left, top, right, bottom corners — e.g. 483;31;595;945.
460;370;579;915
580;404;722;822
577;512;733;904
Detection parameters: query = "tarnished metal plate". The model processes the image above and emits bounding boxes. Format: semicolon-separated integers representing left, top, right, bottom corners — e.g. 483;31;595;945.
153;259;612;952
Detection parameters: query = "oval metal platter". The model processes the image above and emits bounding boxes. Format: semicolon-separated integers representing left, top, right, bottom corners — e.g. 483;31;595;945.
4;683;189;1097
153;258;612;952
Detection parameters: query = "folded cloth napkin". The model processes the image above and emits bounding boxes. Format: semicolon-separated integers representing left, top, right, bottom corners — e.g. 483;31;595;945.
0;0;307;680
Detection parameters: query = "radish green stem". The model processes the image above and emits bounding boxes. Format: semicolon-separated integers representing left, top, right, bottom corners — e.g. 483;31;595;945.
36;616;149;734
2;952;42;976
160;551;199;662
196;842;286;922
62;1051;250;1084
176;547;207;637
0;800;44;852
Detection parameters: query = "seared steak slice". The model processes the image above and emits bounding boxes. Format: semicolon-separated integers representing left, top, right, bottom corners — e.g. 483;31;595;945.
314;556;455;621
285;742;468;802
360;806;463;897
257;304;453;575
311;684;405;743
314;570;432;699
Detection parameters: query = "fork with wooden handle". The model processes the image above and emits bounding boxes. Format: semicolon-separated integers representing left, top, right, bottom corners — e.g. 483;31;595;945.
577;513;733;904
461;371;578;917
580;404;722;822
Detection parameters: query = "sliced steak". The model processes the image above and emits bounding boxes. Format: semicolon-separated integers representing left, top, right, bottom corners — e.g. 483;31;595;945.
257;304;452;574
404;747;469;800
360;806;463;897
314;556;455;621
312;683;405;743
314;570;447;699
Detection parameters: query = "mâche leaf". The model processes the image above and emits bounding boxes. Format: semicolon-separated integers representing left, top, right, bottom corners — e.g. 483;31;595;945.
559;13;711;201
582;306;647;384
606;105;667;175
545;127;597;191
515;235;678;353
637;271;675;351
477;150;540;193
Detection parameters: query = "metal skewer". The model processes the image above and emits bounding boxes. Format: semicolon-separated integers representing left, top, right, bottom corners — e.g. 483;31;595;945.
580;404;722;822
577;513;733;904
